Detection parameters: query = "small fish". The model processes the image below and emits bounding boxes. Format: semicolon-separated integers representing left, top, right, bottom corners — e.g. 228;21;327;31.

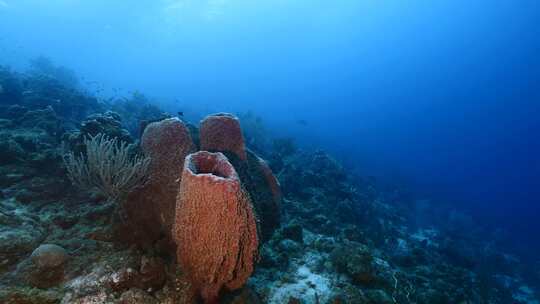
178;111;184;117
0;84;3;94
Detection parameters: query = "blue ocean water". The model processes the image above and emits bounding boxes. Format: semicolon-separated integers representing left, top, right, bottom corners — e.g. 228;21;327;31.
1;0;540;302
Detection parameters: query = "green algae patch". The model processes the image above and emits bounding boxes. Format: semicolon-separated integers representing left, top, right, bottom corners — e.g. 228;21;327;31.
0;286;63;304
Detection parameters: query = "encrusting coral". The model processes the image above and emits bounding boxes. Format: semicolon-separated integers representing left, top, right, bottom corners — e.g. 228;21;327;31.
174;151;259;303
200;113;248;161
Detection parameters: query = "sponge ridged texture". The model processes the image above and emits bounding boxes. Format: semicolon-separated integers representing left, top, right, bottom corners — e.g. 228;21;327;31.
174;151;259;303
200;113;247;161
125;118;196;243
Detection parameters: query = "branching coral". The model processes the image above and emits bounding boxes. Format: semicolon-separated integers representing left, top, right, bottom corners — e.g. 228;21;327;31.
63;133;150;203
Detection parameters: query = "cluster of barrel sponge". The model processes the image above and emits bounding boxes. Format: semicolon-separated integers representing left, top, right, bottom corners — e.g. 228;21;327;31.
127;113;281;303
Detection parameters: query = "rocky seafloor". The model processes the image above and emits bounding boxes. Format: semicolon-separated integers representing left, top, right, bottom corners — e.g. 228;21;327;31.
1;63;539;303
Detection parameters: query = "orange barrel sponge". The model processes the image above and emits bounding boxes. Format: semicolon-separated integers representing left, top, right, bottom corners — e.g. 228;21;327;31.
141;117;196;191
226;149;282;242
256;155;282;206
199;113;247;161
174;151;259;303
128;118;195;240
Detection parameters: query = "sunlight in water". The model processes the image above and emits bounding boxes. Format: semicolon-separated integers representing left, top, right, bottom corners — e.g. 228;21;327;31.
0;1;539;302
163;0;229;22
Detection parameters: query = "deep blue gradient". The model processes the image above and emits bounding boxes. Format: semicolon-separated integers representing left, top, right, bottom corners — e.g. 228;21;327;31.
1;1;539;255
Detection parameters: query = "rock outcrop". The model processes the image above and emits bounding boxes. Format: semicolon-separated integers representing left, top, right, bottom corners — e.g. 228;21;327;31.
28;244;68;288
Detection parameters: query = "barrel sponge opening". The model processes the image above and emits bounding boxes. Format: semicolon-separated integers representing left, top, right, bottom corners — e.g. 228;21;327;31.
174;151;259;303
185;151;235;179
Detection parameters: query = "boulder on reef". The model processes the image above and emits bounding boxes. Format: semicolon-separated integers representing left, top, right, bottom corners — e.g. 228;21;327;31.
30;244;68;269
0;137;25;165
80;111;132;143
62;111;133;156
124;118;195;246
174;151;259;303
200;113;247;161
5;104;28;119
27;244;68;288
0;204;46;272
15;105;62;137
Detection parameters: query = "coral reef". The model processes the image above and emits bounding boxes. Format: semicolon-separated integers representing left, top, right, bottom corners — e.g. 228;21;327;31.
28;56;80;89
62;111;134;157
174;151;259;303
0;66;538;304
110;92;168;137
78;111;133;143
237;111;270;156
1;60;102;127
0;66;23;106
0;105;63;173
